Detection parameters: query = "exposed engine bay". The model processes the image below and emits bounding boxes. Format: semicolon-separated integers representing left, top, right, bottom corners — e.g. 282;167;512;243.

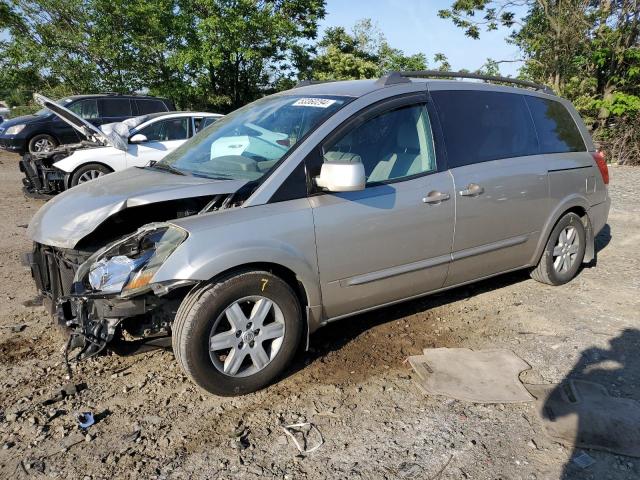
20;143;100;197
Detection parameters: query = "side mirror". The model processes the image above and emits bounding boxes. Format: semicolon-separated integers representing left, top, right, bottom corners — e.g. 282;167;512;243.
129;133;147;144
315;161;366;192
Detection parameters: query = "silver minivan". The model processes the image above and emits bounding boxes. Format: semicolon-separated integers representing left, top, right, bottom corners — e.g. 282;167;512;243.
26;72;610;396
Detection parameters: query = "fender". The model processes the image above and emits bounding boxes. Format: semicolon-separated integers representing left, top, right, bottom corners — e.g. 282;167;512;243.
153;201;323;328
53;146;126;175
154;240;321;306
530;193;593;265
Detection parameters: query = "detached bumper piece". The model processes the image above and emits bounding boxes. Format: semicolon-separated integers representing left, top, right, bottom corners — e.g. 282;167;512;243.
59;297;116;359
20;153;66;197
57;293;179;361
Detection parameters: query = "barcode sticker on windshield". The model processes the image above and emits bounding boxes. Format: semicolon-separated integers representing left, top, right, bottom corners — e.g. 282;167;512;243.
292;98;337;108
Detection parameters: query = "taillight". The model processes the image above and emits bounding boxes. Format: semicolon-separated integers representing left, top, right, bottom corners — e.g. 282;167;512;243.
592;151;609;185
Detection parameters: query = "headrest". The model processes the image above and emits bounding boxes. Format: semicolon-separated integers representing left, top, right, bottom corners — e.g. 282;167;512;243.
396;121;420;152
323;151;362;164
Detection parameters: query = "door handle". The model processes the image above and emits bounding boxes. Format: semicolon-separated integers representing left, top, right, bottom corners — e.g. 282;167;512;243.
422;191;451;204
459;183;485;197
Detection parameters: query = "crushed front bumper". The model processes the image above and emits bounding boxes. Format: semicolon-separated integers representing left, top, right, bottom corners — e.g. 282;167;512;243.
57;295;148;358
56;291;182;360
0;135;25;154
20;153;67;197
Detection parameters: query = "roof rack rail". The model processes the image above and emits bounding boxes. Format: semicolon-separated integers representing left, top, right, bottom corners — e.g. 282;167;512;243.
386;70;555;95
293;79;336;88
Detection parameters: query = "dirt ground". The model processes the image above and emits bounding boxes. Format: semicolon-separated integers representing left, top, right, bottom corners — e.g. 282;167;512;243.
0;149;638;480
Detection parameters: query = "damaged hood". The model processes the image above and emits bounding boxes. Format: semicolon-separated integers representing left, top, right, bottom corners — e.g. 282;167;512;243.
33;93;126;149
27;167;248;249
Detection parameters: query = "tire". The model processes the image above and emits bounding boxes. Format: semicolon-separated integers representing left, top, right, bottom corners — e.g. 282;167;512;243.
172;270;303;396
28;134;58;153
70;163;112;187
531;212;586;286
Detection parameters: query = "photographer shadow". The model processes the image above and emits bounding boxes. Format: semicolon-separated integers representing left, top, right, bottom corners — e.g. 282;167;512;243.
537;328;640;479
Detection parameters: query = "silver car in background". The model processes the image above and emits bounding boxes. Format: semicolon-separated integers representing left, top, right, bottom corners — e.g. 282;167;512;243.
26;71;610;396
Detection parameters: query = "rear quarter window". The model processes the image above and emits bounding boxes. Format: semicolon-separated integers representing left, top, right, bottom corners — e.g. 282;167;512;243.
524;96;586;153
431;90;538;168
101;98;132;117
136;99;169;114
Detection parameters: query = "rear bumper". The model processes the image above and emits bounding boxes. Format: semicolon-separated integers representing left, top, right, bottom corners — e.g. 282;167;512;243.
589;196;611;236
0;136;26;154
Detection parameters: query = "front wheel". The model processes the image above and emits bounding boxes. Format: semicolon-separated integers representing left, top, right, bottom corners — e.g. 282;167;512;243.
531;212;586;285
70;163;112;187
28;134;58;153
172;271;303;396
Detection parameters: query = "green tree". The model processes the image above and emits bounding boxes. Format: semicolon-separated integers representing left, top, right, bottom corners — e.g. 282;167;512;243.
439;0;640;164
168;0;325;111
309;19;435;80
0;0;326;113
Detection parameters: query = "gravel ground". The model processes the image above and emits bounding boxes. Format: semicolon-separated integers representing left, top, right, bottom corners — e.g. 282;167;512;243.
0;150;638;480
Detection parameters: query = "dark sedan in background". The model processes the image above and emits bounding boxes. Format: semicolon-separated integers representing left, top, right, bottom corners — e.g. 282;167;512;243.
0;94;175;155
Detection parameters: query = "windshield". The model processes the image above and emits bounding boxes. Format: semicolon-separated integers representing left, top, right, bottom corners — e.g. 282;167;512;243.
157;95;349;181
35;97;73;116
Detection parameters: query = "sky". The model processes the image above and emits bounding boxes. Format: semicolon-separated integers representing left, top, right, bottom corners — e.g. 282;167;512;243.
1;0;525;76
319;0;525;77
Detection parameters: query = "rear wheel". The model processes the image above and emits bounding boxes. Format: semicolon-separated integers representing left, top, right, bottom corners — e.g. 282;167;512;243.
172;271;303;396
70;163;112;187
531;212;586;285
28;134;58;153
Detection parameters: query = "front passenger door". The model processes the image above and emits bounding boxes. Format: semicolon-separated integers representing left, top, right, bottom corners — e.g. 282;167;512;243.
126;117;190;167
309;97;455;319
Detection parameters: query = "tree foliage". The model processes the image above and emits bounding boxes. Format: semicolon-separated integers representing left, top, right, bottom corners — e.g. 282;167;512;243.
0;0;325;112
439;0;640;163
306;19;446;80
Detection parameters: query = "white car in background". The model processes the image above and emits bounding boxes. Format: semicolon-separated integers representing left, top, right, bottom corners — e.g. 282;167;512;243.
57;111;223;187
19;93;223;195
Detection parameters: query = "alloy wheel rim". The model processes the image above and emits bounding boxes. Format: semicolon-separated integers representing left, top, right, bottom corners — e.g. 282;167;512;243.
77;170;105;183
209;296;285;377
553;226;579;273
33;138;53;152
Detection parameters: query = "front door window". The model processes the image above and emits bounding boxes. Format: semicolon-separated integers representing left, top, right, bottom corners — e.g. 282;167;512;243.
322;104;436;184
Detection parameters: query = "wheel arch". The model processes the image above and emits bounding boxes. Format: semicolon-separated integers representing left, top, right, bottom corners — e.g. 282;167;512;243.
207;262;309;312
27;131;60;150
198;261;316;351
65;161;115;188
531;197;594;266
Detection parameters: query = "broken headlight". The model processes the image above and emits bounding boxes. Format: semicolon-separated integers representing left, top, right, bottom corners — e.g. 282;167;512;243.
86;225;187;296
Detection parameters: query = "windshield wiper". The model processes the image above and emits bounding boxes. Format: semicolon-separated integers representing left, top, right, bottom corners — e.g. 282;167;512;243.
190;171;235;180
149;163;186;176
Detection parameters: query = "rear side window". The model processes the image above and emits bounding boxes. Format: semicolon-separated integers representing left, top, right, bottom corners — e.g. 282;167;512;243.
138;118;189;142
524;96;585;153
136;99;169;114
198;116;219;131
432;90;538;168
68;99;98;119
101;98;132;117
